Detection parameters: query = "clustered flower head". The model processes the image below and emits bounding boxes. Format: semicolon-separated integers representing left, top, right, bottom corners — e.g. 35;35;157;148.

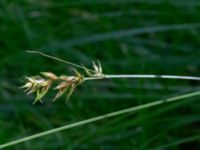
21;71;84;104
21;58;104;104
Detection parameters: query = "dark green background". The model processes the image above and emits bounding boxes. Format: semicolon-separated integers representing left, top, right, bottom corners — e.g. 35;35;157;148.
0;0;200;149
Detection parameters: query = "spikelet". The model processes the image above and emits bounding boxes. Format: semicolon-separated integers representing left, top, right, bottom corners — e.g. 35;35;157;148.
22;70;85;103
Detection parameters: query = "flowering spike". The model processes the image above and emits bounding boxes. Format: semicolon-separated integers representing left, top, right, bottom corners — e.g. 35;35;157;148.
21;58;105;103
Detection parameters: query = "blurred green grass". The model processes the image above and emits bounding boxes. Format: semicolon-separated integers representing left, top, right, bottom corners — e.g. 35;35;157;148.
0;0;200;149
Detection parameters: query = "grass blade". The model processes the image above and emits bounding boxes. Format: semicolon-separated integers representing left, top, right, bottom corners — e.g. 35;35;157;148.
43;23;200;49
1;90;200;149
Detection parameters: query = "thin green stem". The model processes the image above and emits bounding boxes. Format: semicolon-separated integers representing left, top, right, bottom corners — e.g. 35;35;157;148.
153;134;200;150
1;90;200;149
104;74;200;81
84;74;200;81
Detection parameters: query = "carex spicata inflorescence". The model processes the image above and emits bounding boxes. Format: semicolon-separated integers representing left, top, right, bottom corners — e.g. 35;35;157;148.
21;60;104;104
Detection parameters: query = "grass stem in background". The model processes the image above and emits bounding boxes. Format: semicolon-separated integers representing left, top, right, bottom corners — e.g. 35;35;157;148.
1;90;200;149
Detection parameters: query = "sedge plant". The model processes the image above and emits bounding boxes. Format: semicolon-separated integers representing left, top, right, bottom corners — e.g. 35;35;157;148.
0;50;200;149
22;50;200;104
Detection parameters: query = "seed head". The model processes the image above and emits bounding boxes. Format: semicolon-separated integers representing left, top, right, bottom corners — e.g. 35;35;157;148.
22;71;84;103
21;76;52;103
21;52;104;104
